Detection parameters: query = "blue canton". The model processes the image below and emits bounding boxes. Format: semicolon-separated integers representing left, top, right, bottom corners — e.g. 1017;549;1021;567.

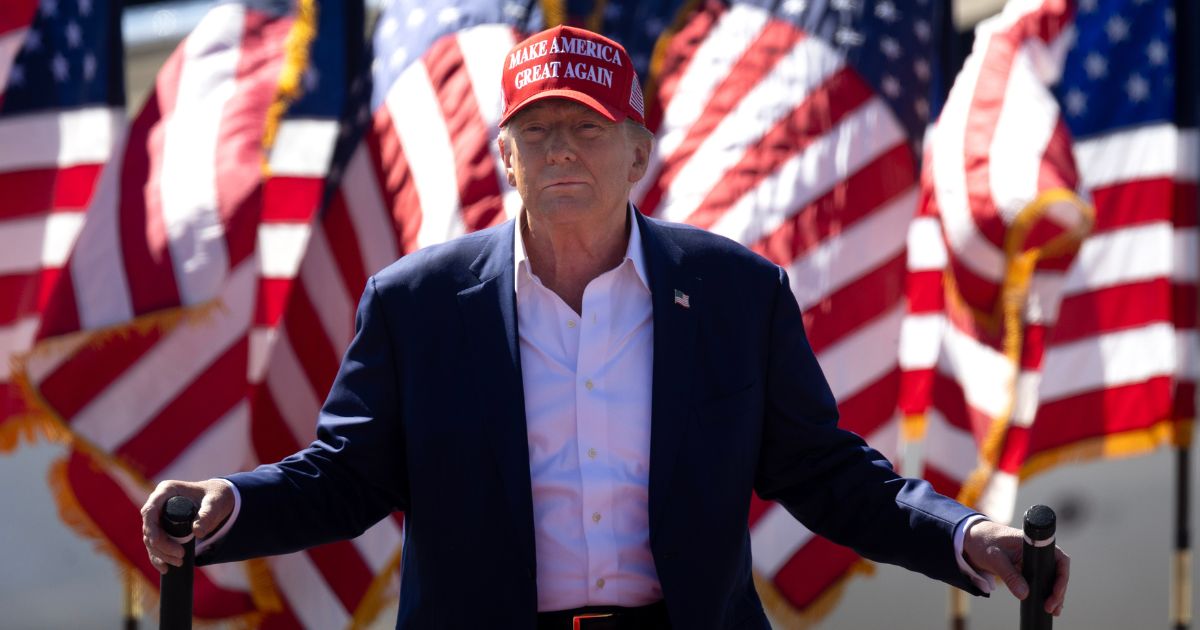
370;0;543;110
1054;0;1176;140
2;0;124;115
734;0;937;152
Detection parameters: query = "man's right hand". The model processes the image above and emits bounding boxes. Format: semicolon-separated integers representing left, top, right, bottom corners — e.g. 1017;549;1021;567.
140;479;234;574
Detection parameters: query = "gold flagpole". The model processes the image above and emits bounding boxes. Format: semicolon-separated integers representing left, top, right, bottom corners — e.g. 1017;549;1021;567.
122;570;141;630
949;587;967;630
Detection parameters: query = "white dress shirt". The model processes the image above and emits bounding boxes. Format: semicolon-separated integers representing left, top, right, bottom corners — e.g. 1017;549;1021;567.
514;210;662;611
204;211;992;602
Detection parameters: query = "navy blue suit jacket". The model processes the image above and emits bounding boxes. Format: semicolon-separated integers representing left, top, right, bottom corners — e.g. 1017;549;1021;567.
203;212;981;628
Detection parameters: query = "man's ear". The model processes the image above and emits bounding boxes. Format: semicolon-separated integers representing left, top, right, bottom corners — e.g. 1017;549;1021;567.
498;135;516;186
628;132;652;184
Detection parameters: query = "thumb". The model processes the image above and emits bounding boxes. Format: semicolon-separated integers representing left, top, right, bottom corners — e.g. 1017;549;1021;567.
193;489;229;539
986;545;1029;600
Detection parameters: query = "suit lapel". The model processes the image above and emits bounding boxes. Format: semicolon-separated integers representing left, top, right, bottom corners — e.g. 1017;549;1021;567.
638;213;701;540
456;221;537;571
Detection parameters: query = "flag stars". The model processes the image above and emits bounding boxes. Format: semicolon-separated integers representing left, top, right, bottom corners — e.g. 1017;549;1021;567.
914;98;929;120
503;1;526;19
914;19;931;43
1078;0;1097;12
831;0;858;11
407;7;426;28
835;27;864;47
1125;74;1149;102
1064;88;1087;117
880;36;901;59
9;63;24;87
389;47;408;70
42;0;58;17
83;52;96;81
875;1;899;22
303;67;319;92
23;28;41;52
1164;7;1174;30
881;75;900;98
52;53;69;81
65;21;82;48
437;7;462;25
1084;52;1107;79
1147;39;1168;65
1105;16;1129;43
378;16;398;39
77;0;92;16
780;0;807;16
914;58;931;81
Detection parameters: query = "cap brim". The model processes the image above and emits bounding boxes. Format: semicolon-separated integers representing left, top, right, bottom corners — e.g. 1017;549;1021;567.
499;89;627;127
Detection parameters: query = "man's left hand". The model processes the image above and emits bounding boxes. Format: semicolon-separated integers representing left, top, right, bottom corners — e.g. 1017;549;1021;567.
963;519;1070;616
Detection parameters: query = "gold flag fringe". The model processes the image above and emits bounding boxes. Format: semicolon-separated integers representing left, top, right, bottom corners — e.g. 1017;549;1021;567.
643;0;703;118
1019;418;1193;483
950;189;1093;511
0;410;70;452
540;0;565;28
261;0;317;178
584;0;609;32
901;413;928;443
48;456;272;629
9;304;291;627
349;547;404;630
754;560;875;628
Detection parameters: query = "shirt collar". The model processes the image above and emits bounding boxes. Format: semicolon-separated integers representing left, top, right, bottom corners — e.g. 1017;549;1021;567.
513;204;650;294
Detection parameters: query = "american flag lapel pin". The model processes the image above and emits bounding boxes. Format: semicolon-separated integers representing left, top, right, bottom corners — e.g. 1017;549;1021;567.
673;289;690;309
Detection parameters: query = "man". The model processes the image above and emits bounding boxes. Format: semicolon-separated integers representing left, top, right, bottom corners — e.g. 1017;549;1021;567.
143;25;1069;629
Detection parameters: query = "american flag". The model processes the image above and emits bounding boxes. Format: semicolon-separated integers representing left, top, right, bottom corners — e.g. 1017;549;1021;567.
0;1;39;108
633;0;938;623
903;0;1196;526
0;0;122;439
9;0;412;626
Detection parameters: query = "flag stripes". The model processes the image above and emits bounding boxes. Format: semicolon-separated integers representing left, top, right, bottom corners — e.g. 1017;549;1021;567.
636;0;923;619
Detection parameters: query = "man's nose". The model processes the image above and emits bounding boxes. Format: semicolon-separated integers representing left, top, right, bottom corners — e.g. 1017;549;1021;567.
545;127;576;162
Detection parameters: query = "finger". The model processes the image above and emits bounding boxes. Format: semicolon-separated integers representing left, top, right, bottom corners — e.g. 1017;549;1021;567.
145;532;184;565
1045;548;1071;614
193;489;225;539
985;545;1029;600
149;554;168;575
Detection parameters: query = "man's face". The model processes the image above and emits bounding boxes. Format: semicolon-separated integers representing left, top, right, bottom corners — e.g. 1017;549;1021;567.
500;100;649;228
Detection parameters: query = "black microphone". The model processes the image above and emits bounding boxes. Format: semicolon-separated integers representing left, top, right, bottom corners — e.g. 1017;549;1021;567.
159;496;198;630
1021;504;1056;630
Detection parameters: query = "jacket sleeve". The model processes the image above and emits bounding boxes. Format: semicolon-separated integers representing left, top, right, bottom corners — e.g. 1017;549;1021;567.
202;275;409;564
753;266;984;594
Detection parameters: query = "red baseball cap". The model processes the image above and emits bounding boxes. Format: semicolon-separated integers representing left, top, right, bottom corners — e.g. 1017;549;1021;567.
500;25;645;127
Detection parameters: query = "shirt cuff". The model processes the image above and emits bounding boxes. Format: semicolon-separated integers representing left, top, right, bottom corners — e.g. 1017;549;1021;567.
195;478;241;556
954;514;995;594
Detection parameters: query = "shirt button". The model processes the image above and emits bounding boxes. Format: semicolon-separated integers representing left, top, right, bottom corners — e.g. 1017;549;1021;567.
567;319;576;328
596;578;606;589
587;448;597;459
585;379;594;391
592;512;602;524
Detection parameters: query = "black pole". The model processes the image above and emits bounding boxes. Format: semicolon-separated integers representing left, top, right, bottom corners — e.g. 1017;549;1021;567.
1020;505;1056;630
1176;0;1199;625
159;496;197;630
1175;446;1192;630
